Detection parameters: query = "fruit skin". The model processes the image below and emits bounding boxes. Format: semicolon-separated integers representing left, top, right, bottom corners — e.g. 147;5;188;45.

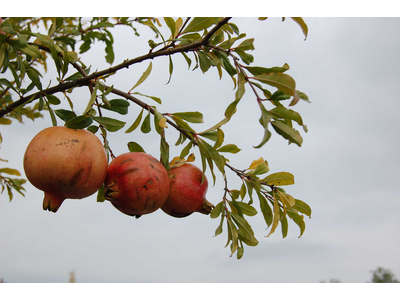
23;126;108;213
104;152;170;218
161;163;214;218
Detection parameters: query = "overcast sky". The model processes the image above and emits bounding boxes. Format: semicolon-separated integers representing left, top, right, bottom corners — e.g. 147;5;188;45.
1;16;400;288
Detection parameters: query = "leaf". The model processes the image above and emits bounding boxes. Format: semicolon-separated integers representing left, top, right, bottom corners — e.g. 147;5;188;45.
0;168;21;176
214;209;225;237
164;17;176;38
281;214;289;238
96;184;106;203
167;55;173;84
130;61;152;91
65;115;93;129
197;51;212;73
26;68;42;90
160;135;170;169
262;172;295;186
231;212;255;241
181;17;217;34
257;190;273;227
214;128;224;150
100;99;130;115
234;38;255;51
270;106;304;126
217;144;241;154
198;117;230;135
83;81;99;114
45;94;61;105
210;201;224;219
236;202;257;216
198;139;225;174
93;116;126;132
125;108;143;133
253;73;296;97
254;102;273;148
247;161;269;176
291;17;308;40
271;120;303;146
287;211;306;237
172;111;203;123
45;99;57;126
141;110;151;133
292;199;312;217
132;92;161;104
20;44;42;59
0;117;12;125
266;190;280;237
54;109;77;122
127;141;145;153
244;64;290;76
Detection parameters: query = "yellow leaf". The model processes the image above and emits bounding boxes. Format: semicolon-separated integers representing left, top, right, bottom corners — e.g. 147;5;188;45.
262;172;295;186
248;157;264;170
277;190;296;208
267;190;280;237
186;153;195;162
158;117;168;129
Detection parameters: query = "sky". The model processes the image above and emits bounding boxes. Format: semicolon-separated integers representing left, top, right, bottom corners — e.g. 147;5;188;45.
1;16;400;289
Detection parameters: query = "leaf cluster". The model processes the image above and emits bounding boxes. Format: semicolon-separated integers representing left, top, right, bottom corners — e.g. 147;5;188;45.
0;17;313;259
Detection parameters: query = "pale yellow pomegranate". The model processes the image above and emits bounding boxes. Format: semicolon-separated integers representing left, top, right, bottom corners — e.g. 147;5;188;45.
23;126;108;212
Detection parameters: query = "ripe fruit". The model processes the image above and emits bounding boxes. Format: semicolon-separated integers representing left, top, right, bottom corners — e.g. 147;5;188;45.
104;152;170;218
23;126;108;212
161;163;214;218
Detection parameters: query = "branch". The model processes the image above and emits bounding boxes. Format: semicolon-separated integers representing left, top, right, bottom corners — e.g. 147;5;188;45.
0;18;232;118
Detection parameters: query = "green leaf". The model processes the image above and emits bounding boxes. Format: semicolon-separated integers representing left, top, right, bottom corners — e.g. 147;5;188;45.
210;201;224;219
132;92;161;104
181;17;218;34
130;61;152;91
100;99;130;115
270;106;304;126
244;64;290;76
291;17;308;40
164;17;176;37
181;52;192;69
83;81;99;115
262;172;295;186
45;100;57;126
231;212;255;241
140;110;151;133
253;73;296;97
160;135;170;169
54;109;77;122
64;115;93;129
20;44;42;59
236;202;257;216
287;211;306;237
214;209;225;237
180;141;192;159
172;111;203;123
281;214;289;238
266;190;281;237
0;168;21;176
271;120;303;146
167;55;173;84
125;108;143;133
26;68;42;90
217;144;241;154
234;38;255;51
86;125;99;134
257;190;273;227
198;139;225;174
45;94;61;105
292;199;312;217
197;51;212;73
93;116;125;132
127;141;145;153
96;184;106;203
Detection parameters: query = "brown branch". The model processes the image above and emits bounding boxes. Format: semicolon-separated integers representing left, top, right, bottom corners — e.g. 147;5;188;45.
0;17;232;118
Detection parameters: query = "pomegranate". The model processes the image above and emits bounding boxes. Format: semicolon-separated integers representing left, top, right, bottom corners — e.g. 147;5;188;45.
161;163;214;218
23;126;108;212
104;152;170;218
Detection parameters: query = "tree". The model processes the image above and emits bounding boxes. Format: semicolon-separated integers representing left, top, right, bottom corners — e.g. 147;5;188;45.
0;17;312;259
370;267;399;283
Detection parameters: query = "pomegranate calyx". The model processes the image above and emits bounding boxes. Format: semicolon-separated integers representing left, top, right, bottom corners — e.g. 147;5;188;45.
198;198;215;215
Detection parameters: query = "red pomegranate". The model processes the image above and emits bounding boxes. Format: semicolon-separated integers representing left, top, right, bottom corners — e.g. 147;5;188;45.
161;163;214;218
104;152;170;218
23;126;108;212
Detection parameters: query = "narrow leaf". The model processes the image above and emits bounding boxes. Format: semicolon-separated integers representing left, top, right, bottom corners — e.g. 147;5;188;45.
262;172;295;186
94;116;126;132
172;111;203;123
125;108;143;133
130;62;152;91
181;17;217;34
